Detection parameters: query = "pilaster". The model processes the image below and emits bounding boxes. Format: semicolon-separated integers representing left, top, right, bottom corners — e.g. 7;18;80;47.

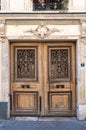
0;19;9;119
77;19;86;120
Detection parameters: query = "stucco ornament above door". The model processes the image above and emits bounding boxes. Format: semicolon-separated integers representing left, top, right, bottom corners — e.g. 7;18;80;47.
24;23;60;39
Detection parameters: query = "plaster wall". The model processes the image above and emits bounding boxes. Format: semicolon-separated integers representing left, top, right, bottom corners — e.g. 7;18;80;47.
1;0;86;12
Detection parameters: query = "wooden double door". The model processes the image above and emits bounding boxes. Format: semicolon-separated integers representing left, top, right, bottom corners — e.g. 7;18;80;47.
10;42;76;116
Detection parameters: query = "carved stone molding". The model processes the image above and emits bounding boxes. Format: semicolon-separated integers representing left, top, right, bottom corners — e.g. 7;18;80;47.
79;37;86;44
0;36;7;44
80;19;86;37
0;20;5;36
24;23;60;39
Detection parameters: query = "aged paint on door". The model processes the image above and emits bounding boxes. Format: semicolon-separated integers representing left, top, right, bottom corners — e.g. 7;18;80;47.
10;42;76;116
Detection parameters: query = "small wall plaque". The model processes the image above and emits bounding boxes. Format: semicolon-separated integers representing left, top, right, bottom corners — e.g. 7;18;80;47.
81;63;85;67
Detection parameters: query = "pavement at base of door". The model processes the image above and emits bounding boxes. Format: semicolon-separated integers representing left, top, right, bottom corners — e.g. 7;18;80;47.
0;117;86;130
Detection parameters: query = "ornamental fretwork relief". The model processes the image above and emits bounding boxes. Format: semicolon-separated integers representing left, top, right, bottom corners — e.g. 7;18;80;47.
14;46;38;82
49;46;71;82
24;23;60;39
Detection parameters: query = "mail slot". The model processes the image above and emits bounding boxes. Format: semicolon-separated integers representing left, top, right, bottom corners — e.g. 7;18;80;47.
21;85;30;88
56;85;64;88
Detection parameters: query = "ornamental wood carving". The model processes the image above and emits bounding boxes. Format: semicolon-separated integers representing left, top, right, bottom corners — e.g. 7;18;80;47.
49;47;71;81
14;46;38;81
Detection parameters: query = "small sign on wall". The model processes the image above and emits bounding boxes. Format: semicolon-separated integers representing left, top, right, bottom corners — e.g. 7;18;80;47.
81;63;85;67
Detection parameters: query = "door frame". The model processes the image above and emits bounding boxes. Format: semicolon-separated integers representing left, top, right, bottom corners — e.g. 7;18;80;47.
9;40;77;117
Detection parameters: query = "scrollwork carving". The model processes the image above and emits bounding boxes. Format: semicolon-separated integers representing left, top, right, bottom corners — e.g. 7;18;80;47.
24;23;60;39
79;37;86;44
0;36;7;44
80;19;86;36
80;19;86;44
0;20;5;36
14;46;38;81
49;47;71;81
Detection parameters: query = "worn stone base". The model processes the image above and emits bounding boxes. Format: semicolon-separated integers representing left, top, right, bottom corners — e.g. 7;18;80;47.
0;102;8;119
11;117;77;121
77;105;86;120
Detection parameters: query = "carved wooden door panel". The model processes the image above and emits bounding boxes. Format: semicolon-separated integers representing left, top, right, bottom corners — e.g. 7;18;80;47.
44;42;76;116
10;43;44;116
10;42;76;116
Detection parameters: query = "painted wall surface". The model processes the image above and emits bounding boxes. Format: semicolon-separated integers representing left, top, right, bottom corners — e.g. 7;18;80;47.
71;0;86;11
10;0;24;11
1;0;86;12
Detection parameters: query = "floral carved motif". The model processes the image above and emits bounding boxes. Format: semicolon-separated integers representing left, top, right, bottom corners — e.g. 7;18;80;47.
24;24;60;39
49;47;71;81
14;47;38;81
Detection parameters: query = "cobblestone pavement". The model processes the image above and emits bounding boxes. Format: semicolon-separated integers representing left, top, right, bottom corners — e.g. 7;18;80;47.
0;117;86;130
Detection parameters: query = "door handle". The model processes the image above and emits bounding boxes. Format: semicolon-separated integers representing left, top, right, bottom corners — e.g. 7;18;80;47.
9;94;12;110
56;85;64;88
21;85;30;88
39;96;42;112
